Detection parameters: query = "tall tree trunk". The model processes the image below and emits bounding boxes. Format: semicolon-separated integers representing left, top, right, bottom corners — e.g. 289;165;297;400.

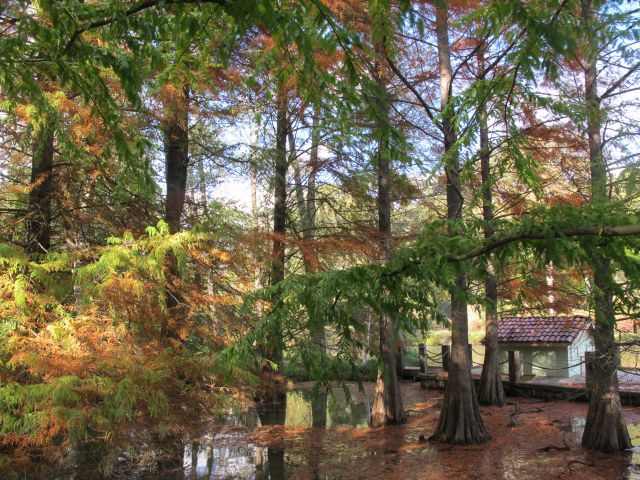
306;110;326;355
430;3;490;444
293;108;326;355
369;20;405;427
197;157;208;217
251;124;260;226
27;123;54;254
164;82;189;234
266;84;288;372
162;81;189;338
580;0;631;453
250;124;262;299
476;45;506;407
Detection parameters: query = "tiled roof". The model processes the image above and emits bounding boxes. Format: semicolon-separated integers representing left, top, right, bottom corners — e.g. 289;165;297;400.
497;316;590;344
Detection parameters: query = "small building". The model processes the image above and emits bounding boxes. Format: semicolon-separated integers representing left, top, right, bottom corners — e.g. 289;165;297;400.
498;316;592;379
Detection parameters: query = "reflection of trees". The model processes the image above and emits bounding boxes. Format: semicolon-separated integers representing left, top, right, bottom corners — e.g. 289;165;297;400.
283;390;312;426
184;433;261;479
170;388;373;479
327;393;369;428
311;389;328;429
162;439;185;471
257;398;287;479
285;387;370;429
185;441;213;479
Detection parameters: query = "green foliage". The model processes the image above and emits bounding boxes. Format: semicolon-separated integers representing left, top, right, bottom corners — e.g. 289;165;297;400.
0;222;253;472
2;0;640;472
284;356;378;383
234;201;640;382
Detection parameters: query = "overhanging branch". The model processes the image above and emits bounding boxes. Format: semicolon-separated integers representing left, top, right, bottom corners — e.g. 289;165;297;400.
62;0;227;53
385;222;640;278
449;223;640;262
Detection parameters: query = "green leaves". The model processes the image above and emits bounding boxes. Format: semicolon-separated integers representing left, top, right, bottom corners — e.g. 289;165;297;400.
241;199;640;382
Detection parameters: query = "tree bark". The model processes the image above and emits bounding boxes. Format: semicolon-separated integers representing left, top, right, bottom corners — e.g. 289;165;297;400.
251;124;260;226
476;44;506;407
164;82;189;235
266;84;288;371
197;156;208;217
161;80;189;339
580;0;631;453
293;107;326;355
430;2;490;444
369;18;405;427
27;123;54;254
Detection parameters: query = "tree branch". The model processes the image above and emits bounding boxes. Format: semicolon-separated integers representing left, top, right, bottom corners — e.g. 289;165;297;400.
451;223;640;263
63;0;226;53
599;60;640;100
384;51;441;131
384;222;640;278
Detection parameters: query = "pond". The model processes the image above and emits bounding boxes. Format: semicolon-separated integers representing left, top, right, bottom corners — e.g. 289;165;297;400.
148;386;371;480
141;382;640;480
11;382;640;479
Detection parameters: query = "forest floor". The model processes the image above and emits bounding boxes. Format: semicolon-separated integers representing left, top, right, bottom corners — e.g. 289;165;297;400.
8;381;640;479
246;381;640;480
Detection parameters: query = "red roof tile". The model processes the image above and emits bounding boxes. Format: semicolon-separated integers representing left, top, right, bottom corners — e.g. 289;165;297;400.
497;316;590;344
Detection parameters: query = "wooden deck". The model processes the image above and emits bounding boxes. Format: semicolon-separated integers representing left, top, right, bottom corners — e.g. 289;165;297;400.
406;366;640;406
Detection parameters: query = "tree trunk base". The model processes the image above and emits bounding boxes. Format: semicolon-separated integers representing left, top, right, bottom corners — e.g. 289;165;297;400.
370;367;406;428
581;286;632;454
477;349;505;407
477;373;506;407
582;387;631;453
431;372;490;445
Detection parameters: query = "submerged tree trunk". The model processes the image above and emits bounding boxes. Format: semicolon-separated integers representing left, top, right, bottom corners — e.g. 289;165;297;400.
430;3;490;444
27;123;54;254
476;46;506;408
580;0;631;453
257;399;286;477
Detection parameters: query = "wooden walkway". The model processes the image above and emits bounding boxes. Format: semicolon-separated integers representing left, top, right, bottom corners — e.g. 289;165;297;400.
403;366;640;406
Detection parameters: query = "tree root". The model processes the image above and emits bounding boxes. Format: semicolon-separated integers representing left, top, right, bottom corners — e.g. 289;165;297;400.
508;402;545;427
538;444;570;452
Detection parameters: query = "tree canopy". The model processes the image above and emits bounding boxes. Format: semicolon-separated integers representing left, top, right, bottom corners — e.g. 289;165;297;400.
1;0;640;474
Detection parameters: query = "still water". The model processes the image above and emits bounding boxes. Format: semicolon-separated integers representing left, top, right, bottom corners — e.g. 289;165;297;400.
143;387;640;480
148;387;370;480
22;383;640;479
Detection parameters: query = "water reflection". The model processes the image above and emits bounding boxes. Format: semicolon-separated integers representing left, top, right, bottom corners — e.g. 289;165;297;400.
151;387;368;479
626;424;640;480
554;414;640;480
34;387;640;480
256;399;285;480
282;389;369;429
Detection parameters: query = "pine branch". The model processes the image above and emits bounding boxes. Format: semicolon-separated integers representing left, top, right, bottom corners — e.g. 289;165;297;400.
62;0;227;54
450;223;640;263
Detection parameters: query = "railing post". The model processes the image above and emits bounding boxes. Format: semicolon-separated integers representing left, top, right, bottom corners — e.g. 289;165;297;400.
441;344;451;372
585;351;594;394
508;350;521;383
419;343;426;374
468;344;473;370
